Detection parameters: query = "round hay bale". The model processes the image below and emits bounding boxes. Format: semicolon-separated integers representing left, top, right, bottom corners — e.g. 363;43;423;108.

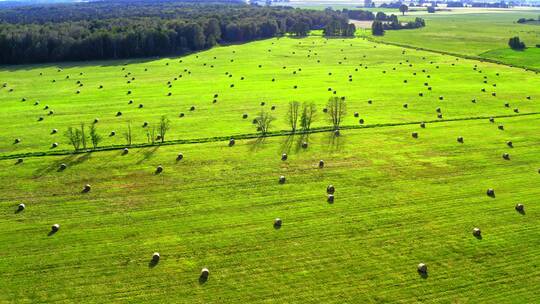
274;218;282;228
420;122;426;128
271;106;276;111
229;139;235;147
403;103;408;109
322;108;328;113
18;203;25;211
504;102;510;108
354;112;359;118
128;100;133;104
38;116;44;122
334;130;340;137
492;92;496;97
51;129;58;134
279;176;286;184
437;114;443;119
48;110;54;115
155;165;163;174
281;153;288;161
486;188;495;197
242;114;248;119
51;224;60;232
502;153;510;160
489;117;494;123
419;93;423;97
177;153;184;161
359;119;365;124
436;107;441;113
327;194;335;203
116;111;122;117
200;268;210;280
498;125;504;130
301;142;308;149
110;131;116;136
16;158;23;164
83;184;91;192
152;252;160;262
142;122;148;128
190;106;195;111
417;263;427;274
123;148;129;155
260;102;265;106
412;132;418;139
52;142;58;148
179;113;185;118
14;138;21;144
514;108;519;113
327;185;335;194
59;163;67;171
515;204;524;212
506;141;513;148
138;104;144;109
472;227;481;237
526;96;531;100
439;96;444;101
319;160;324;168
457;136;464;143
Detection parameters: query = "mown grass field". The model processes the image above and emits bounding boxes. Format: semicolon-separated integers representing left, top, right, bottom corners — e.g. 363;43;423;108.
371;10;540;69
1;36;539;155
1;33;539;303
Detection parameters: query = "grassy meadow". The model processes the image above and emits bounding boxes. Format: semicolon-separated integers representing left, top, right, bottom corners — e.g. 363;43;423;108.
1;30;540;303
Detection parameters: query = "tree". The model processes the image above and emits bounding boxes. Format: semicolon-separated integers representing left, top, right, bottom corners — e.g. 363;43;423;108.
158;116;170;143
80;123;87;149
65;126;83;151
372;21;385;36
89;122;102;149
300;102;317;132
286;101;300;132
255;110;275;135
326;96;346;130
123;121;133;146
399;4;409;16
508;37;525;50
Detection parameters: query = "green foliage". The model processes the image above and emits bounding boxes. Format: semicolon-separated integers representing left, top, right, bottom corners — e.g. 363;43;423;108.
89;122;102;149
255;110;274;135
326;96;346;130
372;20;385;36
158;116;170;143
508;36;526;50
300;102;317;132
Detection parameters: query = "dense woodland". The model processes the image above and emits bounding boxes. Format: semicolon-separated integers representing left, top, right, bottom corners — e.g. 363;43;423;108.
0;0;351;64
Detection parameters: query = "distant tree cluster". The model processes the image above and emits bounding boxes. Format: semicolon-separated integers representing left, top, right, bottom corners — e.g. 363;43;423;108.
517;16;540;24
371;14;425;36
508;37;526;50
0;1;350;64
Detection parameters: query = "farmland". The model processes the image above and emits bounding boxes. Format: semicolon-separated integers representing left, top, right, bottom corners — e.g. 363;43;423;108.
1;7;540;304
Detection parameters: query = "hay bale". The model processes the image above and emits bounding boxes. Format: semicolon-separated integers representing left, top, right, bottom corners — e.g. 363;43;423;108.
242;114;248;119
260;102;265;106
420;122;426;128
128;100;133;104
506;141;513;148
176;153;184;161
16;158;23;164
498;125;504;130
412;132;418;139
271;106;276;111
327;194;335;203
359;119;365;125
179;113;185;118
301;142;308;149
354;112;359;118
14;138;21;144
486;188;495;197
319;160;324;168
489;117;494;123
110;131;116;136
274;218;282;227
138;104;144;109
279;176;286;184
417;263;427;274
327;185;335;194
471;99;476;103
38;116;44;122
457;136;464;143
514;108;519;113
94;118;99;123
472;227;481;237
334;130;340;137
515;204;524;212
504;102;510;108
439;96;444;100
83;184;91;192
143;122;148;127
152;252;160;262
281;153;288;161
502;153;510;160
229;139;235;147
52;142;58;148
123;148;129;155
403;103;408;109
51;224;60;232
18;203;25;211
368;100;372;104
51;129;58;134
436;107;441;113
155;165;163;174
200;268;210;280
437;114;443;119
116;111;122;117
59;163;67;171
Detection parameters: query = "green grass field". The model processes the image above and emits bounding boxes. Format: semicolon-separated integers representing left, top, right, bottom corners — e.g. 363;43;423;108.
372;10;540;69
1;33;540;303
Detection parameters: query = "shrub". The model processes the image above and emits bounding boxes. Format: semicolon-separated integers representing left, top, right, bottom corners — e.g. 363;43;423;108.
508;37;525;50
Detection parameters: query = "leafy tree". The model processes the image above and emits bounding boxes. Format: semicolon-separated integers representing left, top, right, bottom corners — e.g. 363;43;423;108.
65;126;83;151
123;121;133;146
89;122;102;149
399;4;409;16
158;116;170;143
427;6;436;13
286;101;300;132
255;110;275;135
300;102;317;132
508;36;526;50
372;20;385;36
326;96;347;130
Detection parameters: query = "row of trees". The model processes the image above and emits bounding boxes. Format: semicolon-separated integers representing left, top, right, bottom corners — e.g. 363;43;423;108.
372;17;426;36
64;116;170;151
0;3;351;64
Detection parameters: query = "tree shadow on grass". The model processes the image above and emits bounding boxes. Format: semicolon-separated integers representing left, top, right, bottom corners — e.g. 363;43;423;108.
248;136;267;152
418;271;428;279
279;134;295;155
294;133;310;153
33;152;92;178
325;131;344;152
135;146;159;165
148;258;159;268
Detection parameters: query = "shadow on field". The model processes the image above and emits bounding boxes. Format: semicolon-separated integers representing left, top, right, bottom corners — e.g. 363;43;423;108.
248;136;266;152
279;134;295;154
148;258;159;268
33;152;92;177
325;131;344;152
418;271;428;279
294;133;310;153
136;146;159;165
